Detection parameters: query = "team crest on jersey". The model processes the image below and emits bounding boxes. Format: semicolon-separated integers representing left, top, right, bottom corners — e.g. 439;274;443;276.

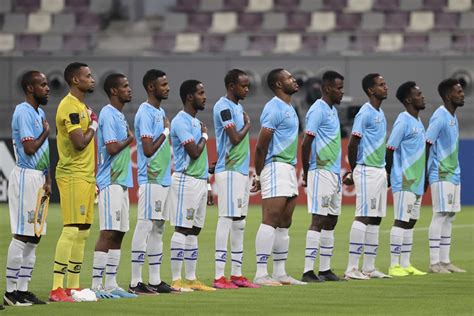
80;205;85;215
155;200;162;212
27;210;35;224
115;210;121;221
186;208;195;220
447;193;454;205
321;196;330;208
407;204;413;214
237;198;242;208
371;198;377;210
374;116;382;124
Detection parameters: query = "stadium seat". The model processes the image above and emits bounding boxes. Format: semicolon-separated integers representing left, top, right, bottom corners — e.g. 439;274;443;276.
15;34;40;51
51;13;75;33
324;33;350;52
39;34;63;51
452;34;474;51
446;0;471;12
403;34;428;51
174;0;201;12
307;11;336;32
152;33;176;52
187;12;212;31
247;0;273;12
14;0;40;13
41;0;64;13
65;0;90;12
224;0;248;11
174;33;201;52
323;0;347;10
286;12;311;31
377;32;403;51
200;0;223;11
301;34;324;52
210;12;237;33
459;12;474;30
352;34;378;52
201;34;225;52
274;33;301;53
63;33;91;51
89;0;113;14
336;13;361;31
373;0;400;11
162;13;187;32
435;12;459;30
384;12;409;30
0;33;15;52
345;0;373;12
0;0;12;13
75;12;102;32
399;0;423;11
274;0;299;11
360;12;384;30
2;14;27;33
27;13;52;33
223;33;249;52
428;32;452;51
248;34;276;53
237;12;262;31
262;12;286;31
298;0;324;11
408;11;434;32
423;0;446;10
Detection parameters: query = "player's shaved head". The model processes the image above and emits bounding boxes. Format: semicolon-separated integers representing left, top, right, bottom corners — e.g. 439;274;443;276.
64;62;89;86
103;73;127;97
396;81;417;104
20;70;42;93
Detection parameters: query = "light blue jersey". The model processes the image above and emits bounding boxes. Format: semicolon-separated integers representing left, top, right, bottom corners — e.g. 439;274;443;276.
213;96;250;175
260;96;299;166
305;99;341;174
387;111;426;195
352;102;387;167
96;104;133;190
135;102;172;186
170;110;208;179
11;102;49;172
426;106;460;185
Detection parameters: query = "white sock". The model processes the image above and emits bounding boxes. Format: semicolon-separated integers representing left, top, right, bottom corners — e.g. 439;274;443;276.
428;213;444;264
185;235;198;281
273;228;289;277
6;238;25;293
17;242;38;292
92;251;107;290
255;224;275;278
130;219;152;287
148;220;165;285
170;232;186;281
362;224;380;272
105;249;121;290
390;226;404;267
400;228;413;268
440;214;455;263
215;217;232;279
319;229;334;272
346;221;366;273
231;219;246;277
304;230;320;273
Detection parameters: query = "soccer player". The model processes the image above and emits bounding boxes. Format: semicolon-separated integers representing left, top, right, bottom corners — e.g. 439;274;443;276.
252;68;305;286
50;62;97;302
90;73;137;298
301;71;344;282
4;71;50;306
427;78;466;273
213;69;259;289
129;69;177;294
168;80;215;292
343;74;391;280
386;81;427;277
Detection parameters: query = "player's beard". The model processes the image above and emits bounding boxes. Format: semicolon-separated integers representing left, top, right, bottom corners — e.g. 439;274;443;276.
34;95;48;105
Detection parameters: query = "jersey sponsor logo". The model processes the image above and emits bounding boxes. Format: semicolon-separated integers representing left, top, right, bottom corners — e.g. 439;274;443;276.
155;200;162;212
186;208;195;220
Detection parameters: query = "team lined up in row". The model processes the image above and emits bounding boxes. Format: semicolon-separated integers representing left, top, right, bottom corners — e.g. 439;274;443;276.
3;63;465;308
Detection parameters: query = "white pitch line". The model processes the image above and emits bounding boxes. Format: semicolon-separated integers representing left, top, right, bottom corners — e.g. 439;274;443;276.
381;224;474;234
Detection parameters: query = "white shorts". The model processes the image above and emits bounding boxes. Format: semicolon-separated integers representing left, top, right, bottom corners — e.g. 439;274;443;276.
138;183;170;220
354;165;387;218
307;169;342;216
215;171;249;217
8;166;47;236
430;181;461;213
99;184;130;232
168;172;207;229
261;162;298;199
393;191;422;222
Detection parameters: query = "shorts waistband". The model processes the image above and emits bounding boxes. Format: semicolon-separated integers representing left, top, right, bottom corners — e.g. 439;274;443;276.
14;165;45;176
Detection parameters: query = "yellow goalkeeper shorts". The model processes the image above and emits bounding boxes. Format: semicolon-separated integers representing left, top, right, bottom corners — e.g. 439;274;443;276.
57;177;95;225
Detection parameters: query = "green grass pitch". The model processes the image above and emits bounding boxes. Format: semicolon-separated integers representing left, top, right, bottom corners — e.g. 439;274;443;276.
0;203;473;315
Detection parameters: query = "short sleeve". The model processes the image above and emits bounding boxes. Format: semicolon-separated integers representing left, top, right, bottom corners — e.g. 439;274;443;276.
18;112;36;142
387;119;406;150
101;114;119;144
260;106;281;130
62;103;83;134
217;103;235;129
174;119;194;145
351;110;366;138
426;115;444;144
304;108;323;137
139;112;155;139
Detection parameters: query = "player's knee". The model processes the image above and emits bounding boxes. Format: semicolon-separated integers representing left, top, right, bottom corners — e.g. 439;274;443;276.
152;220;165;235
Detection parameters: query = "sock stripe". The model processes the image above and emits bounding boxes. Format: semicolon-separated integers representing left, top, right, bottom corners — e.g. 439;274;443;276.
185;248;198;251
231;259;242;264
69;260;82;265
68;269;81;274
364;252;377;255
215;250;227;253
364;243;378;247
148;253;163;257
149;262;161;266
132;251;146;253
305;248;318;250
215;259;226;263
231;251;243;254
273;251;288;255
6;267;21;271
350;242;364;246
131;260;145;263
170;248;184;251
170;258;183;261
54;270;66;275
320;246;333;249
54;261;68;267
